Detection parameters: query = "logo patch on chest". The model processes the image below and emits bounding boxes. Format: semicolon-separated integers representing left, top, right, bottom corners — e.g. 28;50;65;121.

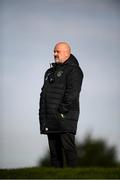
56;71;63;77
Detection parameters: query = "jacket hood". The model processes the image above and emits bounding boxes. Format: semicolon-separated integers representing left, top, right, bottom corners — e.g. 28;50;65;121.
51;54;79;68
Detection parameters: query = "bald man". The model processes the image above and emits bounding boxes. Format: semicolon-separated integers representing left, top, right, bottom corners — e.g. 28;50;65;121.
39;42;83;167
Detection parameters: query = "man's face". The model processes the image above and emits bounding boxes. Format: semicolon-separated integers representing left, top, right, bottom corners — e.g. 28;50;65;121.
54;44;70;64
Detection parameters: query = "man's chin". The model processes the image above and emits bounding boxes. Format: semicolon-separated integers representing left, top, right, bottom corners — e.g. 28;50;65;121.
55;59;60;63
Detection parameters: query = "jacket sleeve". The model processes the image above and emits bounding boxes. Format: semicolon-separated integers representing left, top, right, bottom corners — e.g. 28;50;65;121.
39;71;48;133
39;85;46;133
58;67;83;113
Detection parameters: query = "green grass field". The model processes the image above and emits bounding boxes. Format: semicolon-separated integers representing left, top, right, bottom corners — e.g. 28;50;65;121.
0;167;120;179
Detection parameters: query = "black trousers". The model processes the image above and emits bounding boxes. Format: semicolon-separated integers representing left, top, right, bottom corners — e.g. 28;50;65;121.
47;133;77;168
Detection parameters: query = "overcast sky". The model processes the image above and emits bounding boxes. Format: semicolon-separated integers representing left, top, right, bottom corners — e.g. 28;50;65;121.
0;0;120;168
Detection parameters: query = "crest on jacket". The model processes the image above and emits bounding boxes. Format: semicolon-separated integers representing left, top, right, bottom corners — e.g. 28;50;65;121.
56;71;63;77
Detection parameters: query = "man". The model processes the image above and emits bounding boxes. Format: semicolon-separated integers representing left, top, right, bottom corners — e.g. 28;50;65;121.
39;42;83;168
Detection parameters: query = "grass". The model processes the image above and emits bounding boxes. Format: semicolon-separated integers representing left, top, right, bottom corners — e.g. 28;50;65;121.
0;167;120;179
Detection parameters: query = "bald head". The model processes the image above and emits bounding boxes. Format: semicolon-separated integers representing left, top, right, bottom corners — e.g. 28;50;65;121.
54;42;71;63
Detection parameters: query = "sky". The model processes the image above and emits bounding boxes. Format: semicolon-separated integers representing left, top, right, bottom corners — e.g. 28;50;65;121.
0;0;120;168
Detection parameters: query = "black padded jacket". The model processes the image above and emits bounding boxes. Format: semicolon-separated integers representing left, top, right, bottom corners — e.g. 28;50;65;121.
39;54;83;135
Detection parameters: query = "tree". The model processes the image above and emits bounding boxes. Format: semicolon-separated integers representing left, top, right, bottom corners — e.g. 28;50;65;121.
38;134;119;167
77;134;118;167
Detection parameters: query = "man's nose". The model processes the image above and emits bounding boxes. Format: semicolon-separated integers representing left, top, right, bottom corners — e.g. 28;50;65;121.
54;52;57;56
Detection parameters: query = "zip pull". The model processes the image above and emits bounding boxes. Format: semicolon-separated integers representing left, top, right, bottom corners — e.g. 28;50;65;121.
60;113;65;119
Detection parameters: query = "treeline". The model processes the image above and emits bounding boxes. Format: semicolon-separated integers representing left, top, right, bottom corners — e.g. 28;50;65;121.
38;134;120;167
